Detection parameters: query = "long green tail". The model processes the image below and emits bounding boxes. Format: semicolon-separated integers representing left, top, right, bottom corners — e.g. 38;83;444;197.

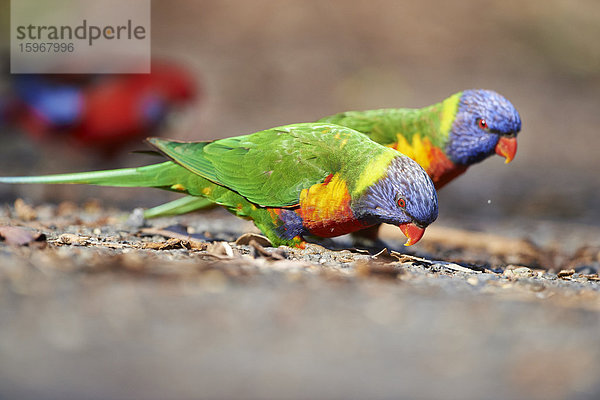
0;161;221;201
0;160;245;218
143;196;215;218
0;161;183;188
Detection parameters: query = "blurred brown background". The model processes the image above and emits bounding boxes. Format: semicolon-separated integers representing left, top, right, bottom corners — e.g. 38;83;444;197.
1;0;599;230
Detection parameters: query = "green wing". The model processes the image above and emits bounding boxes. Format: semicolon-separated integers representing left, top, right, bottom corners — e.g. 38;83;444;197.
148;123;381;207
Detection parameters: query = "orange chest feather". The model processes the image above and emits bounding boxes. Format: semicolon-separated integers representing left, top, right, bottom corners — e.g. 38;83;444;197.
426;146;468;190
296;174;367;237
389;134;467;190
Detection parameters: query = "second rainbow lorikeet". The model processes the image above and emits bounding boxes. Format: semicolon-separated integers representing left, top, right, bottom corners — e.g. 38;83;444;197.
0;123;439;248
318;89;521;189
318;89;521;241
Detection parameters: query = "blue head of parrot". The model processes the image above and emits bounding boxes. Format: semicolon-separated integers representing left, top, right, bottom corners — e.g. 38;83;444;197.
352;155;438;245
445;89;521;166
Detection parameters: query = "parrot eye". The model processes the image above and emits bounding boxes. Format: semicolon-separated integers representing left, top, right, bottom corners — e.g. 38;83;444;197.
397;197;406;208
477;118;489;130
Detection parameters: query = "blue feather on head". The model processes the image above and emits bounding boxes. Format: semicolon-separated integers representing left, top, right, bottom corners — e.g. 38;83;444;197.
446;89;521;165
352;156;438;229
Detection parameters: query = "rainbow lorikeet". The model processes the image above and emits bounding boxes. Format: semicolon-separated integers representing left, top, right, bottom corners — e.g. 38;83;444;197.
5;61;197;155
318;89;521;189
0;123;438;248
143;90;520;224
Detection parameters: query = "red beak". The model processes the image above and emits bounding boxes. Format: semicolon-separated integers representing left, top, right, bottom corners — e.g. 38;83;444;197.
495;136;517;164
399;223;425;246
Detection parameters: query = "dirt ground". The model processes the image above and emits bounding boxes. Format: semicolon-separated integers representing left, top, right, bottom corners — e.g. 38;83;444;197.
1;200;600;400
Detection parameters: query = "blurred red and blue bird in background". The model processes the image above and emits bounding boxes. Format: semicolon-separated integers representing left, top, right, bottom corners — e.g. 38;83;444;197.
1;60;199;157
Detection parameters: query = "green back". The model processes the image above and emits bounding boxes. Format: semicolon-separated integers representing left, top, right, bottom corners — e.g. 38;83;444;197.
149;123;395;207
317;92;462;149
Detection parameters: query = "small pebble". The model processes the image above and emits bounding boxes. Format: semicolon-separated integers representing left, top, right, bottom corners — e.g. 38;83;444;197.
467;277;479;286
126;208;146;228
58;233;89;246
557;269;576;279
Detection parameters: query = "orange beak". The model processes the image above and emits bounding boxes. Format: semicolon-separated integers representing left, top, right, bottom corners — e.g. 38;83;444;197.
399;222;425;246
495;136;517;164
